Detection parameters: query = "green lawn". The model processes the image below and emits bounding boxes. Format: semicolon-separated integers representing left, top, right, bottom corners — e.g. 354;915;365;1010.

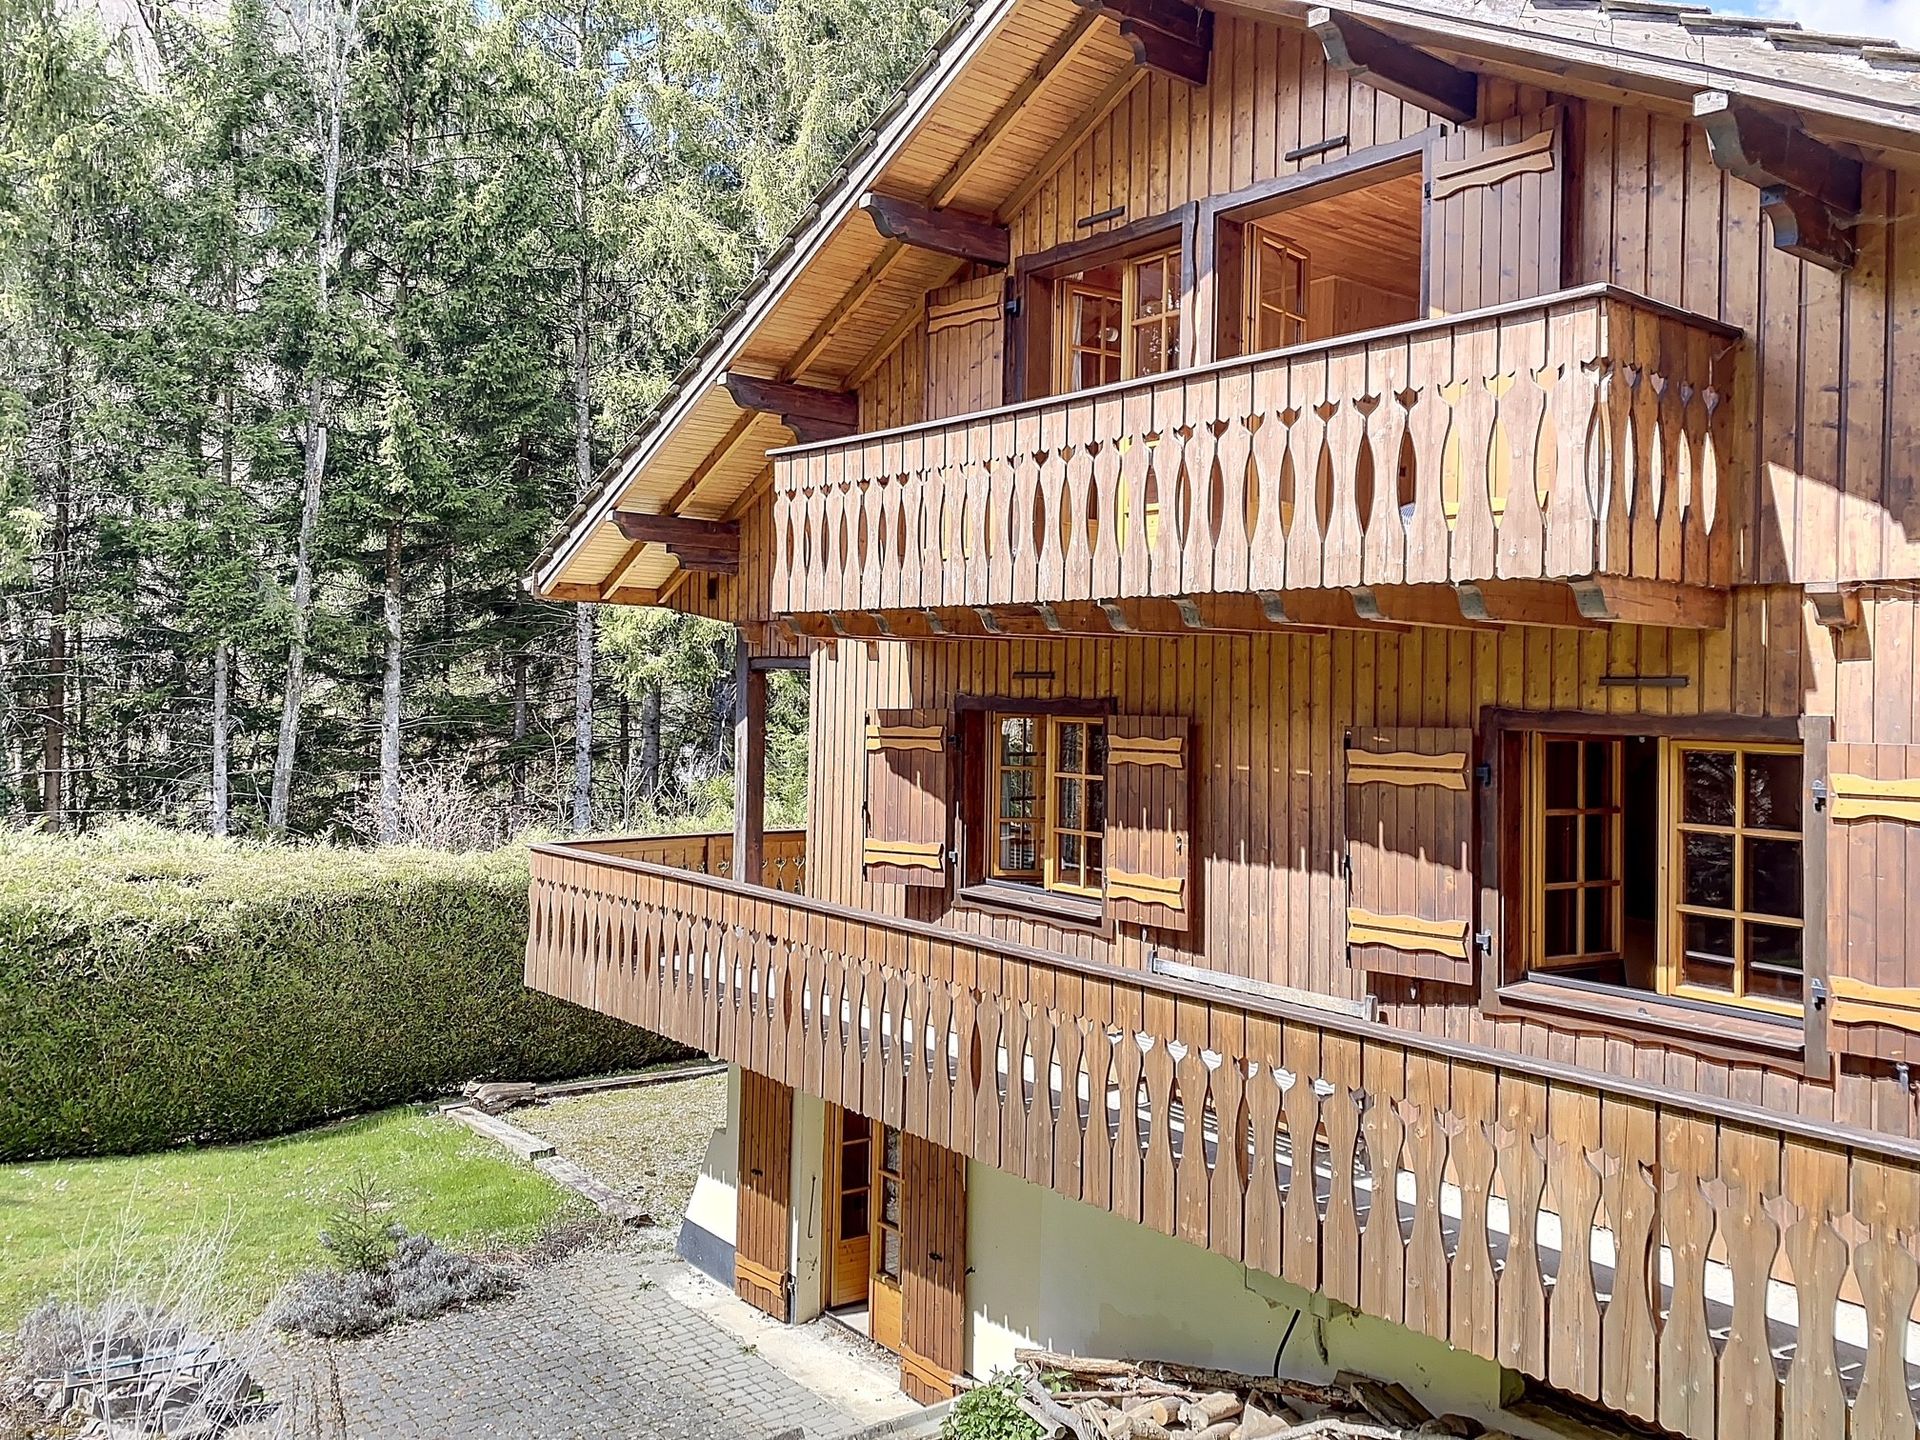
0;1107;587;1329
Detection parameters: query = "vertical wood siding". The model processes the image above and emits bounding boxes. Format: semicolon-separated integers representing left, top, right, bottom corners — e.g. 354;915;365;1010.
802;586;1920;1134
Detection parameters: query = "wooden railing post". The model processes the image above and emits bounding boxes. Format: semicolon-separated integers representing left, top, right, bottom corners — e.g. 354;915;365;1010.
734;637;767;887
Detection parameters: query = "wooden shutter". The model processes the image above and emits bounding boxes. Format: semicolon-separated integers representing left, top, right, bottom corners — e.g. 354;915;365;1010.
1820;741;1920;1063
735;1069;794;1320
899;1134;967;1403
1345;728;1476;985
864;709;950;887
1105;716;1194;933
1425;107;1564;316
925;274;1004;421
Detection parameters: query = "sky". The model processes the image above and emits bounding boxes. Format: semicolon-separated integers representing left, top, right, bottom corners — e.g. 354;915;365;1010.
1722;0;1920;44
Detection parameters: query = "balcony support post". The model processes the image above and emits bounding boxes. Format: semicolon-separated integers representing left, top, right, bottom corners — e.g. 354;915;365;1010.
734;638;768;887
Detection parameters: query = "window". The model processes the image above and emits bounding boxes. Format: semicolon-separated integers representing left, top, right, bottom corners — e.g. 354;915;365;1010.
1670;744;1804;1012
986;713;1108;898
874;1125;904;1283
1249;230;1308;352
1051;245;1182;394
1522;732;1803;1018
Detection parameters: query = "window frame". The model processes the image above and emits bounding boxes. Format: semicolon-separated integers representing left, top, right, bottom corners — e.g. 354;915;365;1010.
956;695;1116;929
1246;227;1310;354
1479;709;1819;1070
1008;204;1198;403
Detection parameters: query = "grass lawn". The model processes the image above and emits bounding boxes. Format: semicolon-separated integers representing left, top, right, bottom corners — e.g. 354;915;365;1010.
0;1106;587;1330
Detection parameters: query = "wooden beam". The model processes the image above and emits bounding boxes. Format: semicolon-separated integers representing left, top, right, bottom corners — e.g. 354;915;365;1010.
1694;90;1860;271
1806;582;1863;635
1457;581;1604;630
1348;585;1501;631
998;68;1144;223
1569;577;1728;629
611;512;742;574
1308;8;1476;126
1075;0;1211;85
721;373;859;443
860;193;1010;267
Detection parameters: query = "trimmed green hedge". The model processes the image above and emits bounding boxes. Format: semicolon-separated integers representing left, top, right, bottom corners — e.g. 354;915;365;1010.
0;825;684;1159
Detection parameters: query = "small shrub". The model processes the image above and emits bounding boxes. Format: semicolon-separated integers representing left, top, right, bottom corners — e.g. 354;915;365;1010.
317;1179;403;1276
272;1229;513;1340
941;1372;1042;1440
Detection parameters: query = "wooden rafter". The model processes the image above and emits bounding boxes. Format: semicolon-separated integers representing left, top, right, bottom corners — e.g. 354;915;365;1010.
1074;0;1211;85
1694;90;1862;271
997;67;1144;222
721;373;859;443
611;512;741;574
779;240;914;382
859;193;1011;266
930;8;1105;208
1307;7;1477;125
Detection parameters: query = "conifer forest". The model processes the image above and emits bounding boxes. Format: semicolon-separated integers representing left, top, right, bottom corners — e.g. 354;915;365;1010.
0;0;951;841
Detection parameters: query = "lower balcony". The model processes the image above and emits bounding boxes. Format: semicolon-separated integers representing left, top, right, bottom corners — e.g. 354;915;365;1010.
769;286;1742;635
526;834;1920;1440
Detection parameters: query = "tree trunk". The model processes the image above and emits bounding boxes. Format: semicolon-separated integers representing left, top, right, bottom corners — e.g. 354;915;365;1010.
39;343;72;833
268;0;356;837
211;637;230;836
378;514;404;844
639;682;661;803
510;650;528;814
569;222;594;834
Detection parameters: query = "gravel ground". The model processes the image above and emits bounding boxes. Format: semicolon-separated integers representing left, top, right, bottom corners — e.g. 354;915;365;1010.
513;1073;727;1231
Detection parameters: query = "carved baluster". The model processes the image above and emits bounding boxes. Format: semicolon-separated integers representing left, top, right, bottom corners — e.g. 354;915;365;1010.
1493;1122;1549;1378
970;991;1003;1169
1626;317;1663;579
770;468;793;611
1361;340;1411;587
1543;1135;1604;1400
1147;401;1186;599
1036;410;1069;604
1142;1036;1179;1236
1444;1071;1498;1361
1243;1061;1285;1278
1175;1044;1214;1249
1449;322;1499;583
1061;401;1096;603
1402;329;1455;584
1284;362;1330;590
1208;1053;1248;1264
1280;1030;1323;1294
1321;347;1369;588
1849;1163;1920;1440
1023;1004;1056;1189
1180;376;1221;595
1118;390;1155;596
1081;1025;1119;1215
1703;1177;1779;1436
945;984;977;1158
1052;1012;1087;1202
1358;1085;1407;1325
1656;1121;1719;1440
1493;317;1550;580
1091;393;1125;598
1399;1090;1449;1345
1008;412;1040;604
1211;372;1253;592
1543;302;1604;578
1111;1029;1146;1225
1248;405;1289;591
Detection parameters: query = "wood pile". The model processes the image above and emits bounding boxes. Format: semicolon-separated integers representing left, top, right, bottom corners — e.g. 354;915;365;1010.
1006;1351;1514;1440
460;1080;539;1115
23;1334;267;1438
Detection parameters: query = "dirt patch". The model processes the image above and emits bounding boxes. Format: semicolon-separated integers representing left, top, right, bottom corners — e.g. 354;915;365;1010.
511;1073;726;1228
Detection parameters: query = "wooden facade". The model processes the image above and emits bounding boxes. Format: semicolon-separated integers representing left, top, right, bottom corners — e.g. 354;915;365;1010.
526;0;1920;1429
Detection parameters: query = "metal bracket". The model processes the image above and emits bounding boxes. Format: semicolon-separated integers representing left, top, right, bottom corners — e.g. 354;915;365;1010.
1475;930;1492;955
1475;761;1493;788
1811;777;1829;812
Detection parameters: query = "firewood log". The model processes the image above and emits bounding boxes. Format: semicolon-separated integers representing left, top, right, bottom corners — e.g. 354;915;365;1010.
1226;1399;1292;1440
1179;1392;1241;1429
1017;1350;1140;1378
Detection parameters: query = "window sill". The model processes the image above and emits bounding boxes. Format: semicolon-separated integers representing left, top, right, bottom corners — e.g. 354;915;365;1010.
1495;976;1805;1061
956;879;1106;932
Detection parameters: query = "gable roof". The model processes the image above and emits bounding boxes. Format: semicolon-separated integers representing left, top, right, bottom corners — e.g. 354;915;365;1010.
530;0;1920;603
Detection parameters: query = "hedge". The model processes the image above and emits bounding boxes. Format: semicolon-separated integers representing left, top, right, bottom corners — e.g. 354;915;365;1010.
0;824;685;1159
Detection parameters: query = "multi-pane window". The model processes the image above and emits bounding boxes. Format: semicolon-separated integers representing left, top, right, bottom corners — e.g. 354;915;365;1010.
1127;248;1181;378
988;713;1107;897
1536;736;1621;965
1671;744;1804;1012
1052;245;1183;395
1249;230;1309;352
874;1125;904;1283
1063;284;1123;391
1525;733;1804;1017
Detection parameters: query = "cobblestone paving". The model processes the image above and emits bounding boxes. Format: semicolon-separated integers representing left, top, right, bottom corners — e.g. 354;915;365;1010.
263;1246;861;1440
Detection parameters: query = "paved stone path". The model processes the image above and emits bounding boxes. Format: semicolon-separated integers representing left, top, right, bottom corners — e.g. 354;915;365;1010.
263;1246;865;1440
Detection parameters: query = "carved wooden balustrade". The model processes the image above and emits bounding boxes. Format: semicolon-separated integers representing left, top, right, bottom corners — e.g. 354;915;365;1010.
528;839;1920;1440
768;287;1743;620
554;829;807;892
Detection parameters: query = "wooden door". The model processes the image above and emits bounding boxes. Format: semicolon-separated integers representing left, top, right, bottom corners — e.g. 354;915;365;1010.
736;1069;793;1321
870;1122;906;1354
825;1106;872;1309
899;1133;968;1403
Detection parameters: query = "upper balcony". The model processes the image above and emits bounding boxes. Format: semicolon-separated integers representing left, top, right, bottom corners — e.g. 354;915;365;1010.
769;286;1744;636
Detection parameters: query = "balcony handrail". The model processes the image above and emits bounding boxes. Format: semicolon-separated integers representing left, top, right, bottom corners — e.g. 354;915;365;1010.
765;283;1743;463
530;838;1909;1166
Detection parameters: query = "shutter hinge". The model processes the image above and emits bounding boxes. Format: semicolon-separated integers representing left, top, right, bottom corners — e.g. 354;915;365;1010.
1004;294;1022;318
1811;778;1829;812
1341;852;1352;882
947;731;963;750
1810;975;1828;1010
1475;761;1492;788
1475;930;1492;956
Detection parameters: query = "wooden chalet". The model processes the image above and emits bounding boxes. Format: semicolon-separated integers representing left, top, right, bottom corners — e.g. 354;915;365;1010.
524;0;1920;1433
